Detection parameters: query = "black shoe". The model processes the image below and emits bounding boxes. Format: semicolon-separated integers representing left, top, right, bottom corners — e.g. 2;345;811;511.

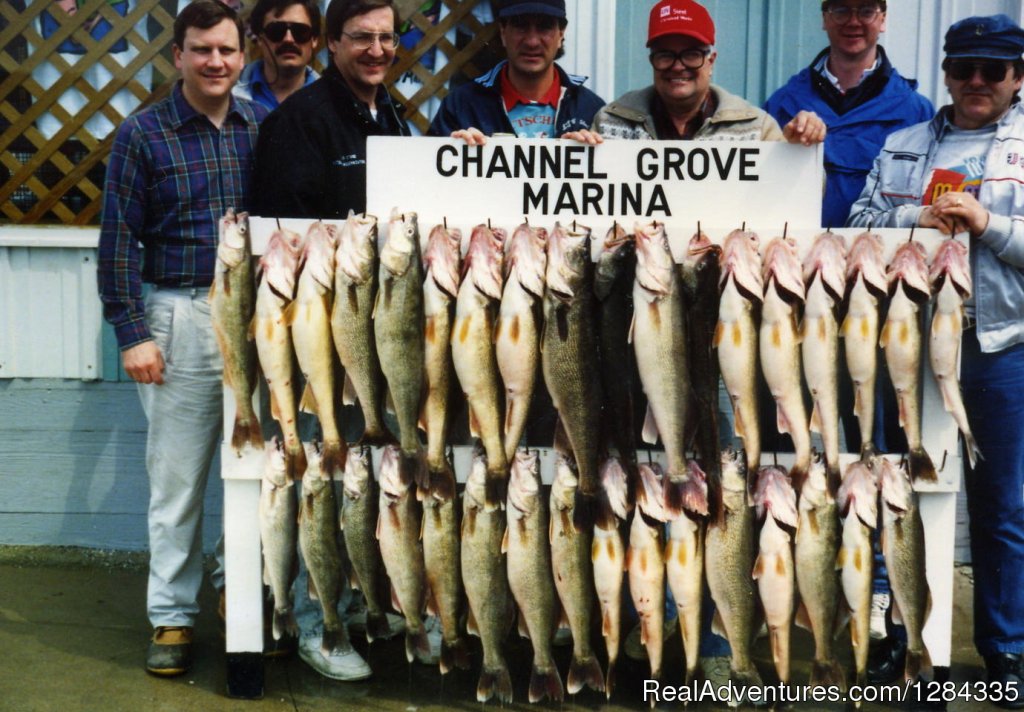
867;636;907;684
146;626;193;677
985;654;1024;710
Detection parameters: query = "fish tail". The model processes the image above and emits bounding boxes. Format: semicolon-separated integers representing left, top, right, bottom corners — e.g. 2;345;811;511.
605;658;616;700
909;447;938;482
810;658;846;692
905;647;934;682
572;489;599;531
231;414;264;453
365;610;392;643
439;637;470;675
404;625;431;665
529;665;565;703
286;444;308;481
484;469;508;511
567;654;605;695
272;607;298;641
826;462;842;498
359;425;396;448
664;476;709;518
320;440;347;478
859;442;878;462
477;666;513;704
427;462;457;503
964;433;983;470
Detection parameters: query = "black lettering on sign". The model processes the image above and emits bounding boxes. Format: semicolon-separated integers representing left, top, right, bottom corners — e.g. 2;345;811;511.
565;146;586;179
648;184;671;216
587;147;608;179
739;148;759;181
540;147;561;179
582;182;603;215
553;183;580;213
665;148;685;180
621;183;641;215
688;148;709;180
463;145;483;177
487;147;511;178
514;145;536;178
713;147;736;178
637;148;658;181
524;183;548;213
436;145;458;177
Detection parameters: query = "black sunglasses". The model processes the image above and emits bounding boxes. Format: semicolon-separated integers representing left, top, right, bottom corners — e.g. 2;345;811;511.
263;21;314;43
947;60;1010;83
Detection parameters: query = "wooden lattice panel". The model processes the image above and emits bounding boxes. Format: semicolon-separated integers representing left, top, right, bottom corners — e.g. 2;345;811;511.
0;0;497;225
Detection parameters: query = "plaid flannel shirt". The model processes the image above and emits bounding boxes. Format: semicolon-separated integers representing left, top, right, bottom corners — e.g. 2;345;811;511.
98;81;267;350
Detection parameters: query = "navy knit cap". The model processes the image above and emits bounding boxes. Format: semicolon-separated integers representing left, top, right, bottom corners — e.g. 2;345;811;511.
944;14;1024;61
497;0;566;19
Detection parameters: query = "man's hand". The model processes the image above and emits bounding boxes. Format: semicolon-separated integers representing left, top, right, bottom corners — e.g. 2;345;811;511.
926;190;990;237
450;127;487;146
560;129;604;145
123;341;165;385
782;111;827;146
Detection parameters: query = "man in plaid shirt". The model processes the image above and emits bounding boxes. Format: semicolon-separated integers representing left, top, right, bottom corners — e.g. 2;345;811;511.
97;0;267;677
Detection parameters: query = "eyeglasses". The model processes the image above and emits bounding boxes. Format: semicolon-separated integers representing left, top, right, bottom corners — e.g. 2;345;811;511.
824;6;883;24
947;60;1011;83
341;31;399;50
263;21;314;43
506;15;560;35
649;48;712;71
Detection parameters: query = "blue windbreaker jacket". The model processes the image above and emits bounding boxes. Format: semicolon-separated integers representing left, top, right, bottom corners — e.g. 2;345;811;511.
765;47;933;228
428;60;604;138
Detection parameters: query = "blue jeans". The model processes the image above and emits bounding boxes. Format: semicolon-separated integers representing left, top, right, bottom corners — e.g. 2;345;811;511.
961;329;1024;657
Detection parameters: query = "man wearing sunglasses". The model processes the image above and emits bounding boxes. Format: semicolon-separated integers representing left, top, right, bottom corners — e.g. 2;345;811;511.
765;1;932;229
254;0;409;220
849;16;1024;706
233;0;321;110
591;0;824;146
427;0;604;144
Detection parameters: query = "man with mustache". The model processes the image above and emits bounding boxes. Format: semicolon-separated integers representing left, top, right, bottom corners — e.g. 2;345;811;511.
849;16;1024;706
97;0;267;678
234;0;321;110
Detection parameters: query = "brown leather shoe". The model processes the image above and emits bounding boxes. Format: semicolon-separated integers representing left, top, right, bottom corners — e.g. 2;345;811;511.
146;626;193;677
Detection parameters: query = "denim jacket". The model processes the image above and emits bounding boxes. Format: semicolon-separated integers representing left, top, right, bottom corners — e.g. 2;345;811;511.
848;104;1024;352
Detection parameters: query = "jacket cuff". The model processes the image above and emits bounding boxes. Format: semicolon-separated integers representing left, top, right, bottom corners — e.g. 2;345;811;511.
977;212;1013;253
115;317;153;352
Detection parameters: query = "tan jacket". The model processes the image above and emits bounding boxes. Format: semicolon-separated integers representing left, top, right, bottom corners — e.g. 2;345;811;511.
592;84;783;141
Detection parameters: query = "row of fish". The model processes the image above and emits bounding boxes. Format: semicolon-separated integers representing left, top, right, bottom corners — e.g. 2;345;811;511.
716;226;978;500
258;434;930;705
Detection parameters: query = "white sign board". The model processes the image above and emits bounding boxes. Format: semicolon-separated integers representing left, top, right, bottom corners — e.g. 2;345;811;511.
366;136;824;232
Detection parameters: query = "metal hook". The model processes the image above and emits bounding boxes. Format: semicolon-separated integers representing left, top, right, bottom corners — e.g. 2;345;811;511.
908;225;916;243
783;222;789;240
443;216;448;230
939;449;948;473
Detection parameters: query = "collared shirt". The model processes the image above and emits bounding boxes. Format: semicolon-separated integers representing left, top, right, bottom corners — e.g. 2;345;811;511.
98;82;268;350
500;64;561;138
814;53;880;93
651;91;718;140
246;60;318;110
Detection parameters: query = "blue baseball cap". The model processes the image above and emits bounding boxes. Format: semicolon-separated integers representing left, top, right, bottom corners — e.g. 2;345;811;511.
497;0;566;19
944;14;1024;61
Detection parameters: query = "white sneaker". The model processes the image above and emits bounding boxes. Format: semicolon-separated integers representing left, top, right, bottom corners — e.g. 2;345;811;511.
870;592;890;640
414;615;443;665
298;634;372;681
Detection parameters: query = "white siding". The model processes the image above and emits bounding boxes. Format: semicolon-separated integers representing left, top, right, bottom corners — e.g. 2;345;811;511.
0;229;103;381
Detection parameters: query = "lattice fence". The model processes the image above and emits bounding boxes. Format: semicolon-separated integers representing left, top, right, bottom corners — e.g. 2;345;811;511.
0;0;501;226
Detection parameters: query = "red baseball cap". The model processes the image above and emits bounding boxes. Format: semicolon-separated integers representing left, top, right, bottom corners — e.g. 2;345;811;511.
648;0;715;47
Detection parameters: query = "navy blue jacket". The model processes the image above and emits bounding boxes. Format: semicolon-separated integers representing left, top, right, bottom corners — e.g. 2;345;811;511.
428;60;604;138
764;47;933;228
